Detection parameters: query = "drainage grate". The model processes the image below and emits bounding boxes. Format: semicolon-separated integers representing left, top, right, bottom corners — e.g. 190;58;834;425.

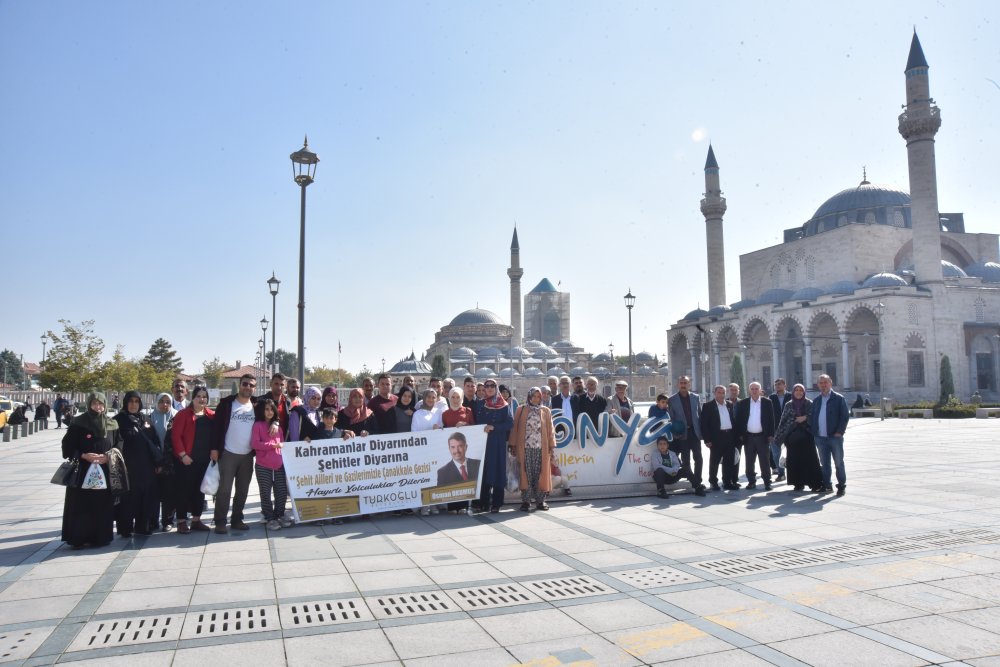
800;544;883;561
524;576;617;600
906;533;976;548
367;592;455;619
278;598;373;628
857;538;927;554
180;606;277;639
690;557;778;578
609;566;702;589
68;615;183;652
752;550;834;569
446;584;540;611
0;626;56;661
951;528;1000;542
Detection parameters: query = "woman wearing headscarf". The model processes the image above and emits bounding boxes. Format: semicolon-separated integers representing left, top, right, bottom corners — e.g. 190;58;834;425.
473;380;514;513
411;389;444;432
320;386;340;416
773;383;823;492
336;388;377;436
171;385;215;533
149;393;177;531
510;387;557;511
498;385;518;417
442;387;475;429
113;391;164;536
393;386;417;433
61;392;123;549
288;386;323;442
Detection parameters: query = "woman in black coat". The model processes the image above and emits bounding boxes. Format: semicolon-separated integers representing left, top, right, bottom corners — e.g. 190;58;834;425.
773;383;822;492
114;391;164;536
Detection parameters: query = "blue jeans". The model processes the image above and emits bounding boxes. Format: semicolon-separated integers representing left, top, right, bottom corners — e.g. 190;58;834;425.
814;436;846;488
769;440;785;475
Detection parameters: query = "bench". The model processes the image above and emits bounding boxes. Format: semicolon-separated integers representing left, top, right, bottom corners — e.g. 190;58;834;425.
852;408;881;418
897;408;933;419
975;407;1000;419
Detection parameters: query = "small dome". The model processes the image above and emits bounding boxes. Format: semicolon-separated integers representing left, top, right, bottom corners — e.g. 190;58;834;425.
547;366;567;376
474;367;497;378
684;308;708;321
522;339;546;348
450;367;471;377
826;280;858;295
757;288;794;305
389;357;433;374
534;347;559;358
570;366;589;376
507;346;531;358
637;365;656;376
790;287;824;301
449;308;506;327
707;305;732;316
552;340;576;348
615;366;630;375
812;182;911;220
592;352;613;362
499;367;520;377
522;367;546;377
635;351;655;362
476;346;503;358
861;272;908;289
942;261;968;278
592;366;611;378
965;261;1000;282
730;298;756;310
450;346;477;358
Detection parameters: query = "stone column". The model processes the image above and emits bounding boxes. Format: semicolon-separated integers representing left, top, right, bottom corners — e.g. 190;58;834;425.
713;344;721;387
803;337;813;390
690;349;699;390
771;341;781;384
840;333;851;389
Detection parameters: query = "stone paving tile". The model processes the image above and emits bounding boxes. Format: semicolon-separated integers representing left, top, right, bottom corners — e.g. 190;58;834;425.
871;582;992;614
351;568;433;592
545;537;620;554
387;537;461;553
475;607;591;646
190;579;275;605
0;574;99;601
114;567;199;591
341;554;417;573
602;621;737;663
644;541;723;560
768;629;930;667
918;553;1000;576
568;548;656;569
173;638;286;666
421;562;507;586
97;585;193;614
196;563;275;585
871;615;1000;660
383;618;498;659
491;556;574;578
199;549;272;567
402;646;516;667
560;597;677;633
271;557;347;578
124;554;202;573
64;653;175;666
942;606;1000;634
506;633;643;666
284;628;398;666
275;573;358;599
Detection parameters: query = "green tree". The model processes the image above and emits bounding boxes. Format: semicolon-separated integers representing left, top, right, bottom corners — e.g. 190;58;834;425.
39;320;105;392
0;350;26;389
95;346;140;393
136;362;176;394
939;354;955;403
306;365;353;387
729;355;745;398
265;349;298;376
431;354;448;380
142;338;183;373
202;357;227;388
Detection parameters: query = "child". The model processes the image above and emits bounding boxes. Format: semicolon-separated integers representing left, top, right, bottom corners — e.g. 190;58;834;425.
652;436;707;499
550;461;572;496
252;399;292;530
312;408;346;440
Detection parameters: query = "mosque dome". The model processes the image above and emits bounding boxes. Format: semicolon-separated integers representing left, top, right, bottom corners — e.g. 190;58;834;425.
826;280;859;295
499;367;520;377
707;305;732;316
448;308;506;327
730;298;756;310
683;308;708;321
790;287;825;301
592;352;613;362
553;340;576;348
388;355;433;374
799;180;912;237
615;366;630;375
757;288;794;305
450;346;477;358
450;367;471;377
547;366;567;376
522;367;546;377
637;365;657;376
861;272;909;289
474;367;497;378
592;366;612;378
523;339;546;348
965;261;1000;282
899;260;968;279
635;351;655;362
476;346;504;358
507;346;532;358
570;366;589;376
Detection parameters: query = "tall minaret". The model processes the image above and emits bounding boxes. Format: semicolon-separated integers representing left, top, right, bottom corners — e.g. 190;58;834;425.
701;144;728;307
507;227;523;345
898;31;943;284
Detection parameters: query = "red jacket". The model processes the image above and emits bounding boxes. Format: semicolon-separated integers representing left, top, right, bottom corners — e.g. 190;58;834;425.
172;406;216;460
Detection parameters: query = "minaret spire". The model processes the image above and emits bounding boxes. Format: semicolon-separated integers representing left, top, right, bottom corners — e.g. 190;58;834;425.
701;143;728;307
899;30;943;284
507;225;524;346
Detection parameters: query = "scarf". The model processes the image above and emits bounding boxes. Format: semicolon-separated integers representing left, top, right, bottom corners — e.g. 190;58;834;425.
150;393;175;444
322;386;340;412
791;384;808;416
107;448;130;496
484;391;508;410
72;391;118;438
343;388;374;425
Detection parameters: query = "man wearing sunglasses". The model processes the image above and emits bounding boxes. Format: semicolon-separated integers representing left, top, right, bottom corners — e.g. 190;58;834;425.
211;373;259;534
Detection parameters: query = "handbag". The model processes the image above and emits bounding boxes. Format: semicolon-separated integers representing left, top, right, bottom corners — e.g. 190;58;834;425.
200;461;220;495
505;450;520;493
778;444;787;469
81;462;108;490
50;459;79;486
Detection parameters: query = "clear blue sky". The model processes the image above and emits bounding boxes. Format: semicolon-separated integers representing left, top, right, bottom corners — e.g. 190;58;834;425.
2;1;997;376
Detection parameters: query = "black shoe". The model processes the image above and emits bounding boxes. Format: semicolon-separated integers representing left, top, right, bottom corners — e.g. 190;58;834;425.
231;520;250;531
836;486;845;497
793;485;804;492
563;488;572;497
694;485;707;497
490;507;501;514
536;502;549;511
764;483;772;491
656;487;667;498
710;482;721;491
519;502;531;512
776;473;786;482
746;483;757;489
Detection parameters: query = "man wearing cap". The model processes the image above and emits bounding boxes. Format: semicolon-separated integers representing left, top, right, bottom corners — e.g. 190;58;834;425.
607;380;634;437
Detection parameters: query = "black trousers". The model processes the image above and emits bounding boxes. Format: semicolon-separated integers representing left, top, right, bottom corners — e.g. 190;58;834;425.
674;430;703;484
653;464;699;490
708;430;739;487
744;433;772;484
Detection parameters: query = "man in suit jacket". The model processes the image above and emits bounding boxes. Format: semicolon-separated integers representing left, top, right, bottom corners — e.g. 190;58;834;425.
768;378;791;481
668;376;704;485
809;374;850;496
437;432;481;486
735;382;776;490
576;377;608;428
701;385;739;490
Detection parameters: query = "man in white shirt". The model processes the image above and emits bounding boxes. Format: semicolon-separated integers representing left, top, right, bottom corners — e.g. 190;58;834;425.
212;373;258;534
735;382;776;490
171;378;189;411
702;385;739;490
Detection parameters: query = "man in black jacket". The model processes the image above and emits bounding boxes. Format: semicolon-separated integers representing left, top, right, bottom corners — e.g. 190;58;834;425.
212;373;258;533
735;382;775;490
701;385;739;490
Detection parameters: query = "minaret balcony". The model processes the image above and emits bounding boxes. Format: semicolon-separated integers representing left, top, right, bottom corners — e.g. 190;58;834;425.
898;104;941;140
700;197;727;217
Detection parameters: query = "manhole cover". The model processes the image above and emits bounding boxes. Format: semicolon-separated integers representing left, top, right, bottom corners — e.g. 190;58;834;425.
68;615;183;652
857;538;926;554
906;533;975;548
279;599;372;628
367;592;455;619
446;584;540;610
524;576;617;600
752;550;834;569
180;606;277;639
609;566;702;589
800;544;883;561
0;627;56;662
690;557;777;578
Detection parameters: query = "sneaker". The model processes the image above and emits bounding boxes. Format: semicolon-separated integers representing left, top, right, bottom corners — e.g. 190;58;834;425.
656;487;667;499
278;516;294;528
266;519;281;530
429;506;440;515
776;473;786;482
536;502;549;511
419;507;430;516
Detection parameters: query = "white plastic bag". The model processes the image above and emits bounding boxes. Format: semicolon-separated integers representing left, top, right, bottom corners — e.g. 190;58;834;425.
505;451;520;493
778;445;787;469
200;461;220;495
81;462;108;490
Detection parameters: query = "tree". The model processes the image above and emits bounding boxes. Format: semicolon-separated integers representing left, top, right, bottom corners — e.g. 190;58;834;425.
729;355;745;398
39;320;105;392
939;355;955;403
306;365;353;387
431;354;448;380
142;338;183;373
136;362;175;394
264;349;298;377
202;357;227;389
95;346;140;393
0;350;26;389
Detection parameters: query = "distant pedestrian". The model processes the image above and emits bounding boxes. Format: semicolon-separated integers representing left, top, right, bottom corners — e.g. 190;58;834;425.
34;400;51;428
53;395;69;428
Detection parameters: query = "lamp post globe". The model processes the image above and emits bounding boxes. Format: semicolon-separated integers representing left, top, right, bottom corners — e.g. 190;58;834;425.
624;290;636;398
267;272;280;380
290;137;319;388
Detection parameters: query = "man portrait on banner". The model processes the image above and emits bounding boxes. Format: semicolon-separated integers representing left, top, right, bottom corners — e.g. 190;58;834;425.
437;431;481;486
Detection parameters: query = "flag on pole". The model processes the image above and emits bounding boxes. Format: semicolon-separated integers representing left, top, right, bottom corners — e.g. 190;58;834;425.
338;340;342;354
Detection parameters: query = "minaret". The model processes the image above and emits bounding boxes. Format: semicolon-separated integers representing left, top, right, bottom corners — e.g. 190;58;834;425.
507;227;524;345
898;31;943;284
701;144;728;307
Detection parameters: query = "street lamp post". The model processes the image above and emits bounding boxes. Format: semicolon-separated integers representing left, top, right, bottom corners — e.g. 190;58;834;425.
260;317;269;377
875;301;886;420
290;137;319;389
41;334;47;364
267;272;280;378
624;290;636;399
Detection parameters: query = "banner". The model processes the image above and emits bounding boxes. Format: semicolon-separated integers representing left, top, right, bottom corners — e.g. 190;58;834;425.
284;426;487;522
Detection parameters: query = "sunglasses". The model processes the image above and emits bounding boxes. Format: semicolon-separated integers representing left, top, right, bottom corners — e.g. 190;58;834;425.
242;381;256;388
484;383;497;389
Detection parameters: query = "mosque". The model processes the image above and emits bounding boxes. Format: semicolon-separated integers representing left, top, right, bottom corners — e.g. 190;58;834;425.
387;229;671;398
668;33;1000;404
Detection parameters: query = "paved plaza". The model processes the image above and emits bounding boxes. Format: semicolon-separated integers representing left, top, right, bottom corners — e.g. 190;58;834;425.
1;418;999;666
